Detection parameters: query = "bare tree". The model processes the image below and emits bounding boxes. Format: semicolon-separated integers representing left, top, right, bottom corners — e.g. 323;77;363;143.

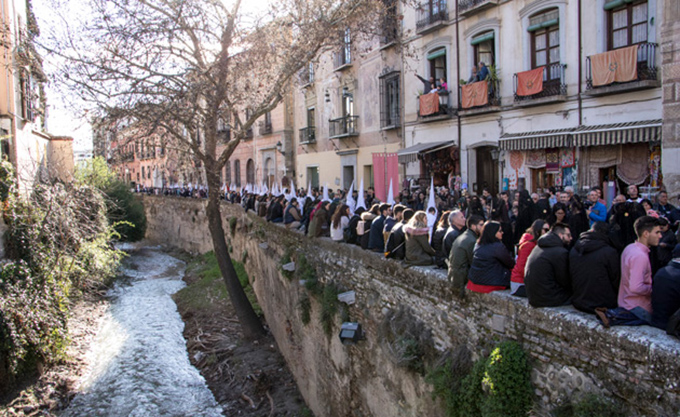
42;0;383;339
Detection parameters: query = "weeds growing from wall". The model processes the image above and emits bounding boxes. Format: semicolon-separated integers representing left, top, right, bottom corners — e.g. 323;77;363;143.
427;341;533;417
379;306;437;374
551;393;627;417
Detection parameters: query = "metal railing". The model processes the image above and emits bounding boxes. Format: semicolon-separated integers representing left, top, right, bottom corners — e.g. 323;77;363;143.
458;0;496;13
458;81;501;111
299;126;316;144
586;42;658;90
416;0;448;32
259;121;272;136
334;48;352;69
329;115;359;138
514;63;567;103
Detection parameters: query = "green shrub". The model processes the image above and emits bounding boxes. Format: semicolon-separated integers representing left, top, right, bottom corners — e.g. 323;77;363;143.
454;357;486;417
480;341;533;417
320;283;339;337
426;346;473;416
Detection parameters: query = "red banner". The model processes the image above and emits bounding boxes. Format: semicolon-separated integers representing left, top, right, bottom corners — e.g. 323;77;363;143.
516;67;544;96
418;93;439;116
590;44;638;87
461;81;488;109
372;153;399;203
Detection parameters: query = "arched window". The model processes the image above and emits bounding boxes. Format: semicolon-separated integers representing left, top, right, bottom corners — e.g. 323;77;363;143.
246;159;255;185
529;9;559;69
234;160;241;187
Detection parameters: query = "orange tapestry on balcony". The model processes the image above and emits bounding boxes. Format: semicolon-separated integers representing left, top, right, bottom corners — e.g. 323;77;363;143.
419;93;439;116
516;67;544;96
591;44;638;87
461;81;488;109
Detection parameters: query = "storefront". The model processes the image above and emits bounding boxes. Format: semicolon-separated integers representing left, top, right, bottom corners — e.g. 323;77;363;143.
498;120;662;197
397;140;458;188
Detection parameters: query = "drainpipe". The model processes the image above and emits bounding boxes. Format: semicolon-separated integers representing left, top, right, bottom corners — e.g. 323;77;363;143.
577;0;583;126
455;0;462;177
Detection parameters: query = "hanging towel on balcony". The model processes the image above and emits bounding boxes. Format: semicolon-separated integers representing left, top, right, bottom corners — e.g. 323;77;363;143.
516;67;544;96
419;93;439;116
590;45;638;87
461;81;488;109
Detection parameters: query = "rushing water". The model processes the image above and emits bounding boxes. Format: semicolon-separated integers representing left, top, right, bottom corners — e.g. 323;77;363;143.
61;247;223;417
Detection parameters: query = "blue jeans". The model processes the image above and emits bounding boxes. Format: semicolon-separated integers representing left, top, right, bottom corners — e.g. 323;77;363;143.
599;306;651;326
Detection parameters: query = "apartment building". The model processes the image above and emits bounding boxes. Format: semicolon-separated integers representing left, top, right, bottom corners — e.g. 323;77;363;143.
397;0;666;201
293;16;404;202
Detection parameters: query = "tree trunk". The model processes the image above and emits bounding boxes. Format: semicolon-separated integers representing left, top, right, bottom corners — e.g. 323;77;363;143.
204;161;265;340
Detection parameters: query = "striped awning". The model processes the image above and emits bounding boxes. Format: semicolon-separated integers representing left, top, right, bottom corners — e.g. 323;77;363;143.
498;128;574;150
572;120;662;147
397;140;455;164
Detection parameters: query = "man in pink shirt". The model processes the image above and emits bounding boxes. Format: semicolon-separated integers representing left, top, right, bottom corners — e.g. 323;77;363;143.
596;216;662;327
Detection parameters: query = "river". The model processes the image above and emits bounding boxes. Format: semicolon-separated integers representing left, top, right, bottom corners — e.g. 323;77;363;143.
61;247;223;417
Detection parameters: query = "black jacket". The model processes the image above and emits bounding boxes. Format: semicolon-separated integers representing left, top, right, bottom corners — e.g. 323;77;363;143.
368;215;387;251
346;214;362;245
651;261;680;330
569;230;620;313
431;226;448;266
525;232;571;307
468;242;515;288
385;223;406;259
443;225;464;260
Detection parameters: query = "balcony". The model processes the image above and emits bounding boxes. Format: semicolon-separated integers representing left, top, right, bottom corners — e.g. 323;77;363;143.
417;91;455;122
458;0;499;16
416;0;448;35
380;18;399;48
585;42;659;96
458;81;501;116
329;115;359;139
299;127;316;144
259;121;272;136
513;63;567;107
334;49;352;71
299;67;314;87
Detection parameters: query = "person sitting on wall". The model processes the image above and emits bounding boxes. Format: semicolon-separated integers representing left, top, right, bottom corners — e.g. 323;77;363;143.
368;203;392;252
524;222;573;307
385;208;414;260
511;219;549;298
345;206;365;245
308;200;331;238
651;245;680;331
569;222;621;314
448;215;485;297
283;198;302;230
359;204;380;250
431;210;452;268
595;216;662;327
404;211;436;266
443;210;466;262
383;204;405;244
330;204;351;242
466;221;516;294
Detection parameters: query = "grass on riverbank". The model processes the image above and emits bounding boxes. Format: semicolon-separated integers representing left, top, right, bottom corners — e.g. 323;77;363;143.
175;251;262;316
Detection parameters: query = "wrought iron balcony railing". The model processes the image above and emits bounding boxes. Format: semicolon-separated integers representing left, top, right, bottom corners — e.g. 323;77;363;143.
329;115;359;138
416;0;448;33
458;0;498;14
299;127;316;144
586;42;658;90
514;63;567;103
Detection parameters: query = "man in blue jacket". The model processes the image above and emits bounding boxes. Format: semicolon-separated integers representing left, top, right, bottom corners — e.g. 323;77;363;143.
368;203;391;252
586;190;607;227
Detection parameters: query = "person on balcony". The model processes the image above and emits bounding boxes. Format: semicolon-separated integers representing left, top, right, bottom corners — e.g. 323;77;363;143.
415;73;435;94
477;62;489;81
467;66;478;84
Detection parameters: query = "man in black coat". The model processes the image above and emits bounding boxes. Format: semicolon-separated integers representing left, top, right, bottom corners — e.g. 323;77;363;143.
525;223;573;307
443;210;466;261
651;248;680;330
569;222;621;313
385;209;414;260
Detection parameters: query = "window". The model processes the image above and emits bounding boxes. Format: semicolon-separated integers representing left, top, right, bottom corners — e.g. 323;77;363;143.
530;9;559;69
306;166;319;189
142;166;145;179
428;48;447;81
246;159;255;185
264;157;274;188
265;111;272;129
307;107;315;128
607;1;647;50
379;72;400;128
342;28;352;64
234;160;241;186
472;31;494;66
224;163;231;185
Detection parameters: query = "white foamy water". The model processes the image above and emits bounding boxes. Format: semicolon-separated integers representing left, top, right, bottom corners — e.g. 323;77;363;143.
62;248;223;417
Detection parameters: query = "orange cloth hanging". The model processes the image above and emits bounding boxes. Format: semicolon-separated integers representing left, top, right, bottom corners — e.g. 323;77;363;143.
418;93;440;116
590;45;639;87
461;81;489;109
516;67;544;96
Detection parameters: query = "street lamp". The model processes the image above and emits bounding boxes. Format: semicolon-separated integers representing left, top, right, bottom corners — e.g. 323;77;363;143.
276;141;285;156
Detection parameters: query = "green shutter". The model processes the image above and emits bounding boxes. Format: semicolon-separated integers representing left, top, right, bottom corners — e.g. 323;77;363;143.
527;18;559;32
471;32;494;45
427;49;446;60
604;0;633;10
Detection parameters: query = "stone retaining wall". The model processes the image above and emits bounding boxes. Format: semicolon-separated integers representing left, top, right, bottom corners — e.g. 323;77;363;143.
143;195;680;417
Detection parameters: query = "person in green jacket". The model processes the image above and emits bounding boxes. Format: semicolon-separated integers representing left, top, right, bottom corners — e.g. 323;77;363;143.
447;214;485;297
404;211;436;265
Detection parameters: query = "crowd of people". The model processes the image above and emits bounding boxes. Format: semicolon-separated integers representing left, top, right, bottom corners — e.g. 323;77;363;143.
142;181;680;335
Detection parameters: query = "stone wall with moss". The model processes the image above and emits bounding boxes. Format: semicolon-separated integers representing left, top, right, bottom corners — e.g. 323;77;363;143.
143;195;680;417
